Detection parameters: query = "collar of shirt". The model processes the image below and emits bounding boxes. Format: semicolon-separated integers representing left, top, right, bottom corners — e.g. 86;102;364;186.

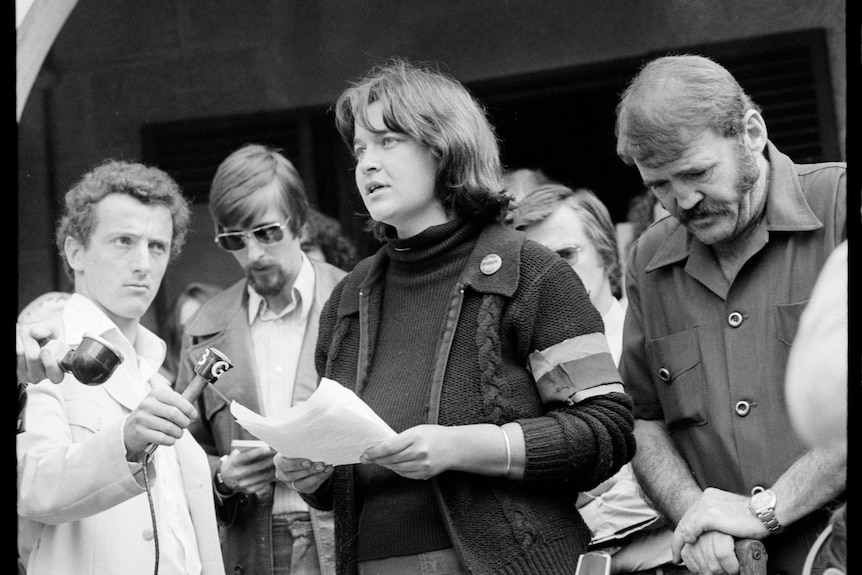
62;292;167;384
246;251;315;325
602;297;627;325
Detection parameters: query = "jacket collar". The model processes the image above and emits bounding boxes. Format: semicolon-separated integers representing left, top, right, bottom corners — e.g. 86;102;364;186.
458;223;523;296
63;293;166;411
185;257;338;336
337;223;524;318
183;279;247;336
645;141;823;272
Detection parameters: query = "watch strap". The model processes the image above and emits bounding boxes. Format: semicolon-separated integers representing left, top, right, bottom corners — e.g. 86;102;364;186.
749;488;784;534
214;455;234;496
757;509;783;533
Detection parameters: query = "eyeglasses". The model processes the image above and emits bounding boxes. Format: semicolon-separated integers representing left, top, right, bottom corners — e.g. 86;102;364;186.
557;243;590;266
214;219;290;251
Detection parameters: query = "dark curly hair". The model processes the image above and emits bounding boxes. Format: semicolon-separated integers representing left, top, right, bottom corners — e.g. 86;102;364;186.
300;208;358;271
56;159;191;280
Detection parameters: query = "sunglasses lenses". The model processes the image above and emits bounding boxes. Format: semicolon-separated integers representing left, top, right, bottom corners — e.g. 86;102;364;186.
216;235;246;251
255;224;285;244
216;224;285;251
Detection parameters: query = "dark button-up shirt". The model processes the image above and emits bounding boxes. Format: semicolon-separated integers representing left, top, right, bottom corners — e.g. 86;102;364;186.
620;141;846;493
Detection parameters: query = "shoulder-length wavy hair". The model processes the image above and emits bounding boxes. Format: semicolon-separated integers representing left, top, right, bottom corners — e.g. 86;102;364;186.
335;58;508;239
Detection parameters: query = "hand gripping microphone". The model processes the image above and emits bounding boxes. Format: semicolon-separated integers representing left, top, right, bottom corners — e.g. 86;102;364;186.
20;333;123;433
143;346;234;460
38;333;125;385
139;346;233;574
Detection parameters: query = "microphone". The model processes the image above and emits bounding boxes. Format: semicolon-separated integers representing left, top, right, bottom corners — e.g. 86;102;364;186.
38;333;125;385
143;346;234;460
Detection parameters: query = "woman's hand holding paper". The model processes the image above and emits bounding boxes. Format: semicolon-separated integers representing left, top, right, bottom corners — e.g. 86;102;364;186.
274;453;334;493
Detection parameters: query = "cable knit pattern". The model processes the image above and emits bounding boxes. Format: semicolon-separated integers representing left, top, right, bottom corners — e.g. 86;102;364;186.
477;293;515;424
306;223;635;575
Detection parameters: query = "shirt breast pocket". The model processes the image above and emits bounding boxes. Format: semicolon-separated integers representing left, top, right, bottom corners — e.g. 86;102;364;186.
775;301;809;347
645;328;707;433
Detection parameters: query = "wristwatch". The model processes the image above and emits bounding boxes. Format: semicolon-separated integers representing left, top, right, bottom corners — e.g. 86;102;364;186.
214;455;234;496
748;486;784;534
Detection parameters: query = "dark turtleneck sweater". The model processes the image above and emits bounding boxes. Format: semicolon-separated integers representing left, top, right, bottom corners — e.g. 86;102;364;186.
355;218;479;561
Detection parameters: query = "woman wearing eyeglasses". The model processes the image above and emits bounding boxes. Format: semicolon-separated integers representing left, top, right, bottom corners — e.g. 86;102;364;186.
272;58;635;575
174;143;347;575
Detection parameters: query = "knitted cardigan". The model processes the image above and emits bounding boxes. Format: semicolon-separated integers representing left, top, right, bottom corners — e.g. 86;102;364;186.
303;223;635;575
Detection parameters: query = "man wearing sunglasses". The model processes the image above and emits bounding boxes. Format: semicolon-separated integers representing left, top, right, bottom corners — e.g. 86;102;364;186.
174;144;346;575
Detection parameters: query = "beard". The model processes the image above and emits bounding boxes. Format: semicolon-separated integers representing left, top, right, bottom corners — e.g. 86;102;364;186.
246;263;288;297
675;142;760;228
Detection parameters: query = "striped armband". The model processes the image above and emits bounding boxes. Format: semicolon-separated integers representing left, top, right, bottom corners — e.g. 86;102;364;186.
529;333;623;405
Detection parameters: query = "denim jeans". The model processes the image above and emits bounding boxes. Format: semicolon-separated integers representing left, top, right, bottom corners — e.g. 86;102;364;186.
272;512;321;575
357;548;468;575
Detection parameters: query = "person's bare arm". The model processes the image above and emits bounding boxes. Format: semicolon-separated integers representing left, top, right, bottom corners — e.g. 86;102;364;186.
632;419;741;574
630;418;701;524
673;444;846;553
771;445;846;522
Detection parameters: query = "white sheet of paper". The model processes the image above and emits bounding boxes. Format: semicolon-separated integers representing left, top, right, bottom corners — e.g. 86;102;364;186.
229;377;396;465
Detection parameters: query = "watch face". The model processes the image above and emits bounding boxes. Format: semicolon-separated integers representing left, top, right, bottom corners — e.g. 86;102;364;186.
751;489;774;511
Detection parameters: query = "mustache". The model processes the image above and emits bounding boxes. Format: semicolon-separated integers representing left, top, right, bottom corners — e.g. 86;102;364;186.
676;200;729;225
246;262;274;273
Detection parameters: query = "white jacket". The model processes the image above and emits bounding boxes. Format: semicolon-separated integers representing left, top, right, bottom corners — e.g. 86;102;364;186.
17;294;224;575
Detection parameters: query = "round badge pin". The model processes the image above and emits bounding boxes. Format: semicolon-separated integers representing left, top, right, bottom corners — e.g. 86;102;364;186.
480;254;502;275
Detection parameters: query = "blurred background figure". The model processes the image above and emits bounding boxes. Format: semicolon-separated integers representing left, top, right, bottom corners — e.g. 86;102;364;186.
785;239;847;575
17;291;72;325
16;292;72;383
17;291;72;440
159;281;222;386
785;239;847;452
615;189;670;299
503;167;553;202
509;181;675;573
508;182;625;359
624;188;669;245
299;207;359;272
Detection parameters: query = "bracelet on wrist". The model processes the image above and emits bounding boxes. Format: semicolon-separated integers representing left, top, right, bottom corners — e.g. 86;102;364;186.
500;426;512;478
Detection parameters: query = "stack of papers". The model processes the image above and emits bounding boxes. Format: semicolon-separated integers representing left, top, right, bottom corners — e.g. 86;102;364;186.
229;377;396;465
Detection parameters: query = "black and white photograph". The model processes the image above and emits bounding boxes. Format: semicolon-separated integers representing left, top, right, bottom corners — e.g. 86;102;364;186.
16;2;850;575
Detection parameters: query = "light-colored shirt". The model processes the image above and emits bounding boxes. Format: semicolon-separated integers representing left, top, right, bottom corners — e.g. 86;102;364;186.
576;296;671;569
248;252;315;516
602;297;627;366
18;293;203;575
